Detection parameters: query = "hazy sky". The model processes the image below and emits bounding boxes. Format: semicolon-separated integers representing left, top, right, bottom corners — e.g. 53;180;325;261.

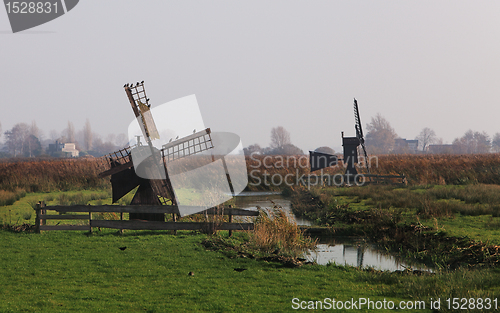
1;1;500;152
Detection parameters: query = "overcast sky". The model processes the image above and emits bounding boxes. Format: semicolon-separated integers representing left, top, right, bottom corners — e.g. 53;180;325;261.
1;1;500;152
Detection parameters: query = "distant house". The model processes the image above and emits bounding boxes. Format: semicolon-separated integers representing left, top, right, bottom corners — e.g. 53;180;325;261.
394;139;419;153
47;140;79;157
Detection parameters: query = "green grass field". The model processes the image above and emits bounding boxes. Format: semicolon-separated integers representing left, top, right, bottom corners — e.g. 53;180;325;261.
1;179;500;311
1;229;499;312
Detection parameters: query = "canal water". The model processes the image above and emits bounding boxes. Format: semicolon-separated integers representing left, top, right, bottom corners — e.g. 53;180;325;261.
235;191;431;272
306;238;431;271
234;191;311;226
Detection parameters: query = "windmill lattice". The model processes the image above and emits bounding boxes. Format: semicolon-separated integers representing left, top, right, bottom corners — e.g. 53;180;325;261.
99;82;214;221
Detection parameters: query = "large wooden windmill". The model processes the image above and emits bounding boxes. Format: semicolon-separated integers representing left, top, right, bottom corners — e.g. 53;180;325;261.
99;82;214;220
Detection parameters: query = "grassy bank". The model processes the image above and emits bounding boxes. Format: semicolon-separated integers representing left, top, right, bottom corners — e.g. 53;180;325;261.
291;184;500;269
0;189;115;226
1;157;500;311
1;229;499;312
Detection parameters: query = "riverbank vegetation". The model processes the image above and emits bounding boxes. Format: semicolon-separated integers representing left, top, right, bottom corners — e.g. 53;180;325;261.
1;156;500;311
1;153;500;193
0;229;498;312
291;184;500;269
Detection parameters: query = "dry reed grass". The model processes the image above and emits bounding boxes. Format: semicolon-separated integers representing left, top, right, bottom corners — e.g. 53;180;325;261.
0;189;26;206
0;159;109;192
251;207;316;258
373;153;500;185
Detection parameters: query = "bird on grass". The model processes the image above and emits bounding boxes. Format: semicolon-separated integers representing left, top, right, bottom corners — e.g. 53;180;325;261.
233;268;247;272
188;271;194;276
119;246;127;251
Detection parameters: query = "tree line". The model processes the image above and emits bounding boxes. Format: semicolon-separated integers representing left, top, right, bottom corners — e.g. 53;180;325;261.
243;115;500;156
243;126;304;156
0;120;127;158
363;113;499;154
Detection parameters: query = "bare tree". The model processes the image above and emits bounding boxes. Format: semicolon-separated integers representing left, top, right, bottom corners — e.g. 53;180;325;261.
49;129;59;140
0;121;2;141
65;121;75;143
29;120;43;141
243;143;262;156
83;119;93;151
492;133;500;152
365;113;398;153
115;133;128;147
416;127;437;152
452;130;491;154
106;133;116;146
4;123;30;156
270;126;291;149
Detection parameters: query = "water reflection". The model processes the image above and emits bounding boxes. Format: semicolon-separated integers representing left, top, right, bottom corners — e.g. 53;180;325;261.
307;238;432;272
234;192;431;272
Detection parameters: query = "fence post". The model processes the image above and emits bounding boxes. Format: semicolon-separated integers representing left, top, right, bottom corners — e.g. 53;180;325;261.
120;212;124;234
35;202;41;234
228;213;233;237
41;201;46;226
89;211;92;234
172;213;177;235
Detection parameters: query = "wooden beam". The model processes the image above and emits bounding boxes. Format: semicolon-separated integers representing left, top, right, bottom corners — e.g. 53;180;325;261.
41;205;259;216
44;205;178;214
161;128;211;150
98;160;134;178
90;220;254;231
40;215;89;220
39;225;90;231
202;207;259;216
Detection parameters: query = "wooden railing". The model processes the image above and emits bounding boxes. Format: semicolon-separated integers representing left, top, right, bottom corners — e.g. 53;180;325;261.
305;173;407;186
34;202;258;235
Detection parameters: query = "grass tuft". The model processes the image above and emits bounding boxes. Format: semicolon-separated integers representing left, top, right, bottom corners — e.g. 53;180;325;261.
0;189;26;206
251;207;317;258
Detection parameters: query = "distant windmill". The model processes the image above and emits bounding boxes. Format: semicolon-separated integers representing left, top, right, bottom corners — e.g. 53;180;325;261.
309;98;369;184
343;98;370;176
309;98;405;185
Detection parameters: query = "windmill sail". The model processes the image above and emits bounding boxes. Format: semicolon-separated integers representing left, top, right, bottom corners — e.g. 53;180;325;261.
137;100;160;140
353;98;370;174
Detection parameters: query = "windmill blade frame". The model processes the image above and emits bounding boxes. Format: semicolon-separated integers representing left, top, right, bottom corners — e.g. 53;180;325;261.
353;98;370;174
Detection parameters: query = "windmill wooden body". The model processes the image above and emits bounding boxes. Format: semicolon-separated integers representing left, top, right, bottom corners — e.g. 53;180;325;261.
341;98;370;180
99;82;214;221
309;98;369;181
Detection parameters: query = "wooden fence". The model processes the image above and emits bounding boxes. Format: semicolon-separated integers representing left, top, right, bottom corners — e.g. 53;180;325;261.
305;173;406;186
34;202;258;235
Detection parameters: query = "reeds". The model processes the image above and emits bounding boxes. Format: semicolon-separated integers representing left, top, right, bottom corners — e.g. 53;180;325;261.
0;189;26;206
250;207;316;258
246;153;500;189
55;191;111;206
0;159;108;193
373;153;500;185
